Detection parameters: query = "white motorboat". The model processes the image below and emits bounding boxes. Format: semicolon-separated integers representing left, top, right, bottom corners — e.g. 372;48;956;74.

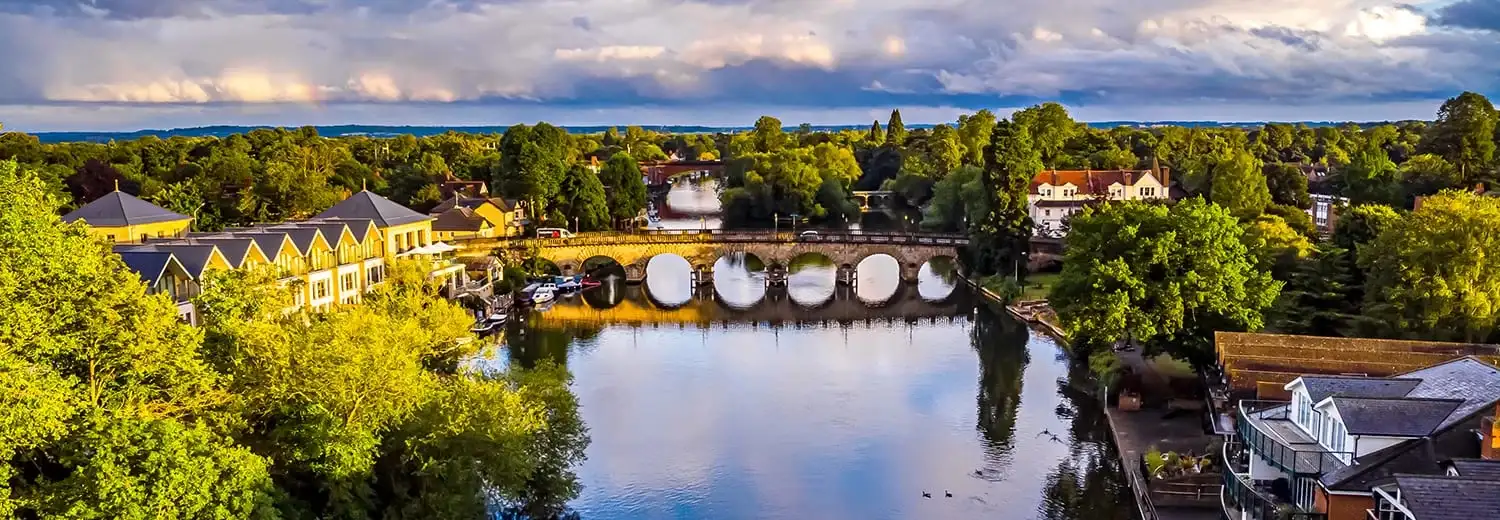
470;320;501;334
531;286;556;304
485;313;508;323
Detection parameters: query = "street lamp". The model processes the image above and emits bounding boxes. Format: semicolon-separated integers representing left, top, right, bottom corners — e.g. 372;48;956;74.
773;212;779;234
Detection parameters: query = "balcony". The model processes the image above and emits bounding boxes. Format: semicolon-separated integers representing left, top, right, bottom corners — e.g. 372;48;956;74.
1222;441;1328;520
1237;401;1352;476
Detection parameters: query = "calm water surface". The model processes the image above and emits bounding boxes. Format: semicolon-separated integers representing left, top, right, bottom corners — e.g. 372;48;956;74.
483;180;1132;519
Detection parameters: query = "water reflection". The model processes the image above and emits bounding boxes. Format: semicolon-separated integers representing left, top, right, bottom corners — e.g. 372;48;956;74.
644;255;693;307
856;255;900;304
787;254;836;307
713;253;766;309
485;300;1132;519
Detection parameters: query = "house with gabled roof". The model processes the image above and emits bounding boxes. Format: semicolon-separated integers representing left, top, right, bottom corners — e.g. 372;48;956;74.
429;193;526;239
62;187;193;243
1025;167;1171;237
1223;357;1500;520
115;250;199;324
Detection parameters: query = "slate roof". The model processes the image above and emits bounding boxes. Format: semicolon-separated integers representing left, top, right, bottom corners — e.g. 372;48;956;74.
192;238;257;268
432;208;490;232
297;222;355;246
117;244;221;278
315;190;432;228
431;195;519;214
267;227;324;255
117;250;176;284
310;218;376;242
1401;357;1500;430
235;232;293;260
1301;376;1423;402
62;191;191;227
1392;475;1500;520
1447;459;1500;480
1329;397;1462;437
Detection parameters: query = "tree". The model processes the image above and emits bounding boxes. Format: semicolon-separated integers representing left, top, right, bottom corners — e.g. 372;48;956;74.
555;165;610;232
957;110;998;166
1419;92;1497;179
1240;214;1312;277
1341;141;1402;206
598;153;647;227
1400;153;1462;202
0;160;275;518
1269;244;1364;337
886;110;907;146
922;164;984;231
750;116;787;153
867;120;885;146
1209;149;1272;219
972;119;1040;277
1013;103;1078;168
1263;163;1311;209
1265;204;1318;238
1361;191;1500;342
1051;198;1280;366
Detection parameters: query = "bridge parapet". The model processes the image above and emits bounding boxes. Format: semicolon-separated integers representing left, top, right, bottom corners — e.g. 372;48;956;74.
502;230;967;282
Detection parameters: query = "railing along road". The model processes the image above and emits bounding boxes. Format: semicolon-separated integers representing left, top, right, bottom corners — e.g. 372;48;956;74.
525;230;971;247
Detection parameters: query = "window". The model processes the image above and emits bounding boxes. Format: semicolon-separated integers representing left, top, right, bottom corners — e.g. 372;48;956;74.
105;234;115;241
1045;209;1051;217
313;280;330;299
1140;187;1156;197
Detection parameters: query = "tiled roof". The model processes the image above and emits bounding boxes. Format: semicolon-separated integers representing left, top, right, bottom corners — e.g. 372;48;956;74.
1392;475;1500;520
312;218;376;242
1301;376;1423;402
315;190;432;227
1447;459;1500;480
235;232;293;260
63;191;191;227
1329;397;1462;437
267;227;324;256
1028;170;1157;195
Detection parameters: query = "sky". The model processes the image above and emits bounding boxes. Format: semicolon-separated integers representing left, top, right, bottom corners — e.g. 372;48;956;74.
1;0;1498;131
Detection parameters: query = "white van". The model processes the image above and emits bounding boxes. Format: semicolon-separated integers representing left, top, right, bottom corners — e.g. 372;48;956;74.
536;228;576;239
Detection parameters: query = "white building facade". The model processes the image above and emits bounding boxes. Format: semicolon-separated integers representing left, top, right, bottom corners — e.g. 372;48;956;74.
1027;169;1171;237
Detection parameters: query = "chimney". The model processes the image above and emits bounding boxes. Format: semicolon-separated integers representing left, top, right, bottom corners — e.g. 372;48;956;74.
1050;169;1058;187
1484;402;1500;460
1125;170;1134;186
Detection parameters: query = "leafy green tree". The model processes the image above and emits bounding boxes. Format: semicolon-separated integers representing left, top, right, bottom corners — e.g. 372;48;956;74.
957;110;998;166
1400;153;1462;202
1333;204;1403;255
1241;214;1312;277
598;153;647;228
1051;198;1280;366
750;116;788;153
1263;163;1311;209
1265;204;1318;238
1419;92;1497;179
555;165;610;232
972;119;1040;277
1361;191;1500;342
886;110;907;146
1209;149;1272;219
923;164;982;231
1341;141;1402;206
1013;103;1078;168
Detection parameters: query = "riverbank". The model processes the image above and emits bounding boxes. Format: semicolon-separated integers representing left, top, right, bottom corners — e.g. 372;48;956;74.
964;272;1220;520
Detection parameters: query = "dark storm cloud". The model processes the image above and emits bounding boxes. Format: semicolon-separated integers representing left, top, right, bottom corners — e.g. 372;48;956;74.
1435;0;1500;32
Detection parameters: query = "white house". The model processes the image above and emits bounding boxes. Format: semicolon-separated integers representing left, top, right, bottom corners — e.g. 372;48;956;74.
1027;169;1171;237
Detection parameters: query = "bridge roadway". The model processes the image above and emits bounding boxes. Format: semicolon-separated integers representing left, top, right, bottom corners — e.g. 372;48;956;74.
478;230;970;282
537;281;976;328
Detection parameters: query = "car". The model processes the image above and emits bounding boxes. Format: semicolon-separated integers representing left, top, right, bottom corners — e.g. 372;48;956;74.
536;228;575;239
799;230;819;239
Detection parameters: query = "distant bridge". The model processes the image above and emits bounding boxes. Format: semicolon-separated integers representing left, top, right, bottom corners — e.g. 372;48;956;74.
537;282;975;328
851;191;898;212
488;230;969;282
639;160;726;186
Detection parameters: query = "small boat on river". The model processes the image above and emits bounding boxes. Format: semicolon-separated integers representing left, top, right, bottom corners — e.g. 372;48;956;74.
532;285;557;304
470;320;501;335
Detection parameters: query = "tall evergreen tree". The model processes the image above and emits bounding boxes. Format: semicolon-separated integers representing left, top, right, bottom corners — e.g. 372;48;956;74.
886;110;907;146
867;120;885;146
1209;148;1272;219
1269;244;1364;337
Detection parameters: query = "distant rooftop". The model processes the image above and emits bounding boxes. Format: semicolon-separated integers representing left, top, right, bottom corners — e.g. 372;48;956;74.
62;190;190;227
315;190;432;228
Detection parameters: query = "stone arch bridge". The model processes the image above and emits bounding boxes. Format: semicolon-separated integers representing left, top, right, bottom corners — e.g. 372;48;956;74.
508;230;968;283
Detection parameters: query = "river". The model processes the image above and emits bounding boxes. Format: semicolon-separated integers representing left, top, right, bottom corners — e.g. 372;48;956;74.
475;181;1133;519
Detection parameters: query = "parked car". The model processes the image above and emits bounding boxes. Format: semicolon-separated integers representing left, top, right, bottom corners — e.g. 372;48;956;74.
536;228;575;239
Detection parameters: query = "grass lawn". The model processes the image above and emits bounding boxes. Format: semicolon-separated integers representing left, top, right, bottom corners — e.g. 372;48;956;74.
1020;272;1060;301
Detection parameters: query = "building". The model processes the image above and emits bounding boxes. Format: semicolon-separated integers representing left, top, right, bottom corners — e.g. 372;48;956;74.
1307;194;1346;236
1026;168;1171;237
1222;357;1500;520
82;189;467;319
62;188;193;243
1368;471;1500;520
428;194;527;240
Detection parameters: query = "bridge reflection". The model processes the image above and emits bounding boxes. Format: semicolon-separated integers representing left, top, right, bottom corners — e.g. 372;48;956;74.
532;282;978;328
